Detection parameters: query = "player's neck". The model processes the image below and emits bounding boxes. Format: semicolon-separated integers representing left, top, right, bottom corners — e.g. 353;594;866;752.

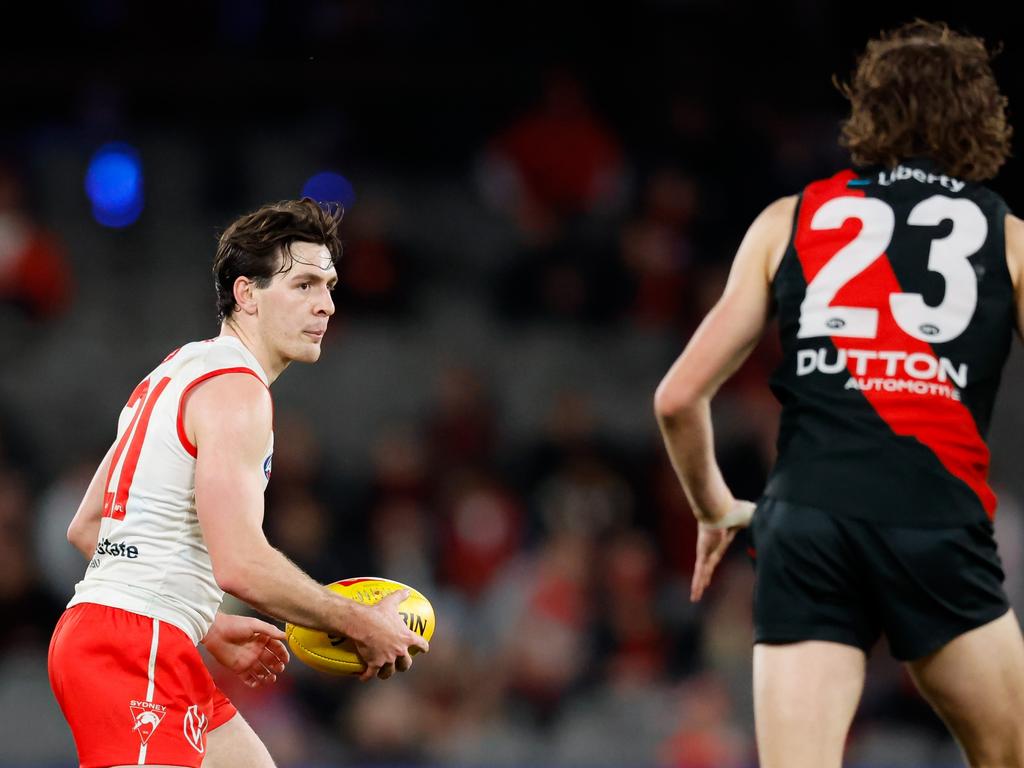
218;324;288;385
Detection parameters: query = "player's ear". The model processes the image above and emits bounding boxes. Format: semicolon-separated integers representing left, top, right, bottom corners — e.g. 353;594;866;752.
233;276;259;316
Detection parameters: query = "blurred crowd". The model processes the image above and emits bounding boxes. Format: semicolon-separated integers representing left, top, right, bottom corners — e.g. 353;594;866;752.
3;4;1024;765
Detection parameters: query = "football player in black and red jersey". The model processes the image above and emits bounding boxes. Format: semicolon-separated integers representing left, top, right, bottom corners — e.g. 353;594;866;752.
656;20;1024;768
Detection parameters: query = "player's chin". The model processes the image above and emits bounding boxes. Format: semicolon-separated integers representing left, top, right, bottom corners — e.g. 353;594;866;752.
294;339;323;363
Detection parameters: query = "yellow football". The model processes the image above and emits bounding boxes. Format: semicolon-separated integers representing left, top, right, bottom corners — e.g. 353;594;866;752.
285;577;435;676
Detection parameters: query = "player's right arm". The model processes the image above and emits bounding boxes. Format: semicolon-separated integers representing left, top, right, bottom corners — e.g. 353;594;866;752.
1005;213;1024;336
655;195;795;601
189;373;428;680
66;442;116;559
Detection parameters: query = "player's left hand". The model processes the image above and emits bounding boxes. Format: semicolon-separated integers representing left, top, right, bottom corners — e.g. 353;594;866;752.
203;613;290;688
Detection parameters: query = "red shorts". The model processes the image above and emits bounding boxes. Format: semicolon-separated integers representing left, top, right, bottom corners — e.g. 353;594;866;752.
48;603;237;768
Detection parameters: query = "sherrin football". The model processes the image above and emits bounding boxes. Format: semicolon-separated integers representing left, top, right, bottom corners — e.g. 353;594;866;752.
285;577;435;676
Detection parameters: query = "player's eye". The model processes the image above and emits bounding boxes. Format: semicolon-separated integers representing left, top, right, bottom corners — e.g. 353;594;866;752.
299;282;310;291
328;283;338;293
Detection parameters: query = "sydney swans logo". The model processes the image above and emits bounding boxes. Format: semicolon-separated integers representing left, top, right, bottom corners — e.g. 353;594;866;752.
129;700;167;745
183;704;209;753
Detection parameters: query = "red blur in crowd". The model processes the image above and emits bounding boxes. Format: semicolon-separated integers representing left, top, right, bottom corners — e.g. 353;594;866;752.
0;164;72;319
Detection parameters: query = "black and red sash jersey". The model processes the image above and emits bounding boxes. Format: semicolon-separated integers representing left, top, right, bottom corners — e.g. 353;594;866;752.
765;158;1014;526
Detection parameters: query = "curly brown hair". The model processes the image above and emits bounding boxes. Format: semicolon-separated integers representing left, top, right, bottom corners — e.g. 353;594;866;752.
213;198;343;322
836;20;1012;181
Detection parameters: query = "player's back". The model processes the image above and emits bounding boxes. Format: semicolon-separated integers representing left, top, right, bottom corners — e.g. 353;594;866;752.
68;336;273;643
767;158;1014;525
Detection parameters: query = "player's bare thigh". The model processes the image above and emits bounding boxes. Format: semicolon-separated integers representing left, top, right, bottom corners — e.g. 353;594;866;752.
754;640;866;768
202;711;276;768
908;610;1024;767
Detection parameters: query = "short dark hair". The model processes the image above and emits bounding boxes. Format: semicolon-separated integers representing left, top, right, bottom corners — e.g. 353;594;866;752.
213;198;344;322
836;20;1012;181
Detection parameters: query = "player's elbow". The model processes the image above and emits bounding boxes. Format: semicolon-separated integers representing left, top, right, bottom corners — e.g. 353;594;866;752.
211;559;247;600
211;550;264;602
654;378;702;423
66;519;94;557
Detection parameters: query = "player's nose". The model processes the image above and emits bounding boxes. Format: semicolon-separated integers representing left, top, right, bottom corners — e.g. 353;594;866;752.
317;288;335;316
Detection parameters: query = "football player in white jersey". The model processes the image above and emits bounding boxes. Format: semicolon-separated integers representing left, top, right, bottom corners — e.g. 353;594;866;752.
49;199;428;768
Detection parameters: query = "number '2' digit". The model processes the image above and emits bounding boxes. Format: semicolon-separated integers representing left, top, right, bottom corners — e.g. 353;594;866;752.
102;376;171;520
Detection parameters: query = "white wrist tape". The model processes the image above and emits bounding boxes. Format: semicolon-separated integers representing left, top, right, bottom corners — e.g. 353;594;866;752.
700;500;756;530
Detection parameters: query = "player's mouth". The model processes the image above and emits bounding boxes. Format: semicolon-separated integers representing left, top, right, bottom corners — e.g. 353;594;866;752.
303;329;326;340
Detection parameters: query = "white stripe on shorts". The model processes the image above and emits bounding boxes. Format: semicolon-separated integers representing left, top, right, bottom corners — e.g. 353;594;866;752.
138;618;161;765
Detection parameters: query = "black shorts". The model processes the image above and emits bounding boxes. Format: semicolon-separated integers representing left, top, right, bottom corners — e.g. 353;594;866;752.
751;496;1010;661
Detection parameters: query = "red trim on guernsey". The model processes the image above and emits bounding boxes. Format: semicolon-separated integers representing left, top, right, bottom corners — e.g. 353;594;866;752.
794;171;996;517
176;367;267;458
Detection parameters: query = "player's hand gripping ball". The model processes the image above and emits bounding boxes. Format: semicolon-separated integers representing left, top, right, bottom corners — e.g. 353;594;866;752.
285;577;435;676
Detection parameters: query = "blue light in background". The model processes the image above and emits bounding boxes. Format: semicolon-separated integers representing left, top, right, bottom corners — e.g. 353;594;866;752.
301;171;355;209
85;143;144;228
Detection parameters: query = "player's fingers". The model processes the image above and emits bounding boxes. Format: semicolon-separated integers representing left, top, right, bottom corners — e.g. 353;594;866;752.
690;564;702;601
691;555;709;601
705;531;734;572
263;639;290;666
377;662;396;680
708;547;727;572
705;554;720;582
359;663;379;682
248;618;287;641
409;633;429;654
251;671;276;686
699;554;719;598
396;653;413;672
719;528;737;552
245;618;290;643
260;653;285;674
380;589;410;609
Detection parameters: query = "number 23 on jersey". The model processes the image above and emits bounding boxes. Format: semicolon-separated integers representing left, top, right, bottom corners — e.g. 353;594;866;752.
798;194;987;344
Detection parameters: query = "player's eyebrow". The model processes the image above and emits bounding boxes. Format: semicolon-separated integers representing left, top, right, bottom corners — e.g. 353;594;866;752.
290;270;337;285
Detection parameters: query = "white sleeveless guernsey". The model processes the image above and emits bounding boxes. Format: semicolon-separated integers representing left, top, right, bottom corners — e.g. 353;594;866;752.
68;336;273;644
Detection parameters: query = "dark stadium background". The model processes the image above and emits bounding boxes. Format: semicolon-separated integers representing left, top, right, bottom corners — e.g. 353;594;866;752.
1;2;1021;766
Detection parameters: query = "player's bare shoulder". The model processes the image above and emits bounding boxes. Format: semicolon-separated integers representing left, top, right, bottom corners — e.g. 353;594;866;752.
760;195;799;280
183;372;273;455
1004;212;1024;337
1005;212;1024;290
734;195;799;285
761;194;800;223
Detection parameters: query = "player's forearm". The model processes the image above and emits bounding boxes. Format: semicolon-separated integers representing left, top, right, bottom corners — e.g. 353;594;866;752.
68;450;113;560
214;544;356;635
67;516;101;560
656;397;734;523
